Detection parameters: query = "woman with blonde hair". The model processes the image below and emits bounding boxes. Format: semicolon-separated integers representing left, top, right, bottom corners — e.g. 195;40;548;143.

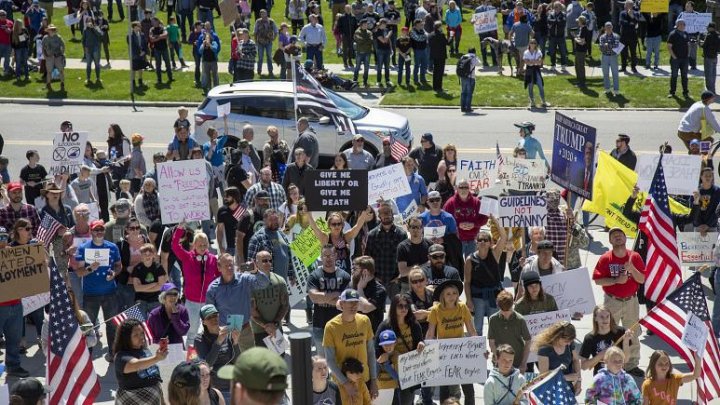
534;321;582;395
308;208;372;273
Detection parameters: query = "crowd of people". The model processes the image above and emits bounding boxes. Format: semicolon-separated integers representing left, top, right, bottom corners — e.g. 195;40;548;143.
0;104;717;405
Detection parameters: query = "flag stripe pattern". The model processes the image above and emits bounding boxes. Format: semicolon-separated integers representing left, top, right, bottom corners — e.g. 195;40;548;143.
48;262;100;405
37;213;63;248
524;365;577;405
389;136;409;161
638;154;683;303
639;273;720;404
110;305;155;343
496;141;505;166
232;204;247;222
293;63;356;135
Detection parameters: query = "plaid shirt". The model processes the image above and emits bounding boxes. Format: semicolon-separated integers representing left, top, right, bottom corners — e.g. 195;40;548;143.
235;40;257;71
365;223;408;285
545;208;569;264
243;181;286;210
0;204;40;238
598;32;620;55
247;228;295;277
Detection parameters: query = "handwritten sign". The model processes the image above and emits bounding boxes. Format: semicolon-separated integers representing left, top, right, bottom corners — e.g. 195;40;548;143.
157;160;211;224
304;170;368;211
479;197;499;217
636;154;702;195
551;113;596;200
458;158;498;192
540;267;596;314
288;253;311;308
640;0;668;12
684;13;713;34
497;157;547;191
84;248;110;266
368;163;412;204
289;218;329;268
423;337;487;386
50;131;89;175
682;312;709;356
472;9;498;34
219;0;240;26
677;232;718;266
0;244;49;302
497;195;547;228
22;292;50;315
263;329;290;355
524;310;571;363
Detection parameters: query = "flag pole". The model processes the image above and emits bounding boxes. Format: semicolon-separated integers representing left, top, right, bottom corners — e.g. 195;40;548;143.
291;57;299;130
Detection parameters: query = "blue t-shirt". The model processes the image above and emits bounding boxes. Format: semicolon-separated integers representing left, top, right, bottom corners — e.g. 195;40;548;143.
419;210;458;236
75;239;121;296
202;135;229;167
396;173;427;213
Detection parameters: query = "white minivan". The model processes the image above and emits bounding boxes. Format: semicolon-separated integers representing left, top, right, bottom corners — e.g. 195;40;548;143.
194;81;412;167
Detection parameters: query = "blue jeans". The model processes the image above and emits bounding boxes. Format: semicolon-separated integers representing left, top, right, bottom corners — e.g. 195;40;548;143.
601;54;619;92
353;51;370;84
0;303;23;368
312;326;325;357
177;10;194;41
0;44;11;74
460;77;475;111
645;35;661;67
170;40;184;65
83;293;118;353
257;42;273;74
376;48;391;83
23;307;44;339
197;8;214;29
413;47;428;83
471;296;497;335
670;57;689;95
86;47;101;80
397;54;411;84
169;264;183;293
461;240;476;259
186;300;204;345
14;47;28;77
117;284;136;312
154;48;173;82
306;45;323;69
69;271;84;307
705;57;717;94
547;36;567;66
527;70;545;103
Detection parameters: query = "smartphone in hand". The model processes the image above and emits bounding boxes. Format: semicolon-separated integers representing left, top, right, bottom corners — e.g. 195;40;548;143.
159;337;169;351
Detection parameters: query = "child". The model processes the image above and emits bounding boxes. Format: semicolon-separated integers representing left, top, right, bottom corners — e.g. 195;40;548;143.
19;149;47;205
376;329;400;395
339;357;371;405
584;346;642;405
96;150;111;168
312;356;341;405
129;133;146;196
174;106;191;131
167;16;188;70
118;179;132;200
70;165;97;204
0;156;11;184
483;344;526;405
641;349;702;404
131;243;167;316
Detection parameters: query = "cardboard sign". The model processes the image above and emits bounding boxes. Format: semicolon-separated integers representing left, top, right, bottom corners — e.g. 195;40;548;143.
304;170;369;211
84;248;110;266
479;198;499;217
216;102;231;117
289;218;329;268
682;312;709;356
524;310;571;363
157;160;211;224
288;253;311;308
472;10;498;34
458;159;498;192
50;131;89;175
63;13;81;26
551;113;597;200
640;0;668;12
497;157;547;191
22;292;50;315
398;337;487;389
219;0;240;26
263;330;289;354
368;163;412;204
636;154;702;195
677;232;718;266
497;195;547;228
0;244;49;302
540;267;597;314
684;13;713;34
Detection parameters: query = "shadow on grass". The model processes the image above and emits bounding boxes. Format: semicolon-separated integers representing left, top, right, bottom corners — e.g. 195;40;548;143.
154;82;172;90
566;78;600;97
433;91;455;100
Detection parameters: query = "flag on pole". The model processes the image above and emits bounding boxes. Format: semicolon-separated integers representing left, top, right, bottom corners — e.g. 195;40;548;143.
37;213;64;248
638;154;683;303
48;262;100;405
110;305;155;343
388;136;409;161
496;141;505;166
232;204;247;222
639;272;720;404
292;61;356;135
524;365;577;405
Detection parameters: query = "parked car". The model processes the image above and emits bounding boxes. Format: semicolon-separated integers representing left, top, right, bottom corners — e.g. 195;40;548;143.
194;81;412;167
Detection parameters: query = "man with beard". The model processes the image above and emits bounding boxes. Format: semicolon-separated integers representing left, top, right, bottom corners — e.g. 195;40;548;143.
350;256;386;331
0;181;40;235
247;209;294;283
396;216;431;293
236;190;271;264
216;187;244;256
282;148;314;196
421;244;461;290
243;167;287;210
105;198;142;243
365;202;408;299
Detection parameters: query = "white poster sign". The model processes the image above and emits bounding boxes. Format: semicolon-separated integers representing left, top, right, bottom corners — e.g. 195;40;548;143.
263;330;290;355
288;253;311;308
684;13;713;34
399;337;488;389
497;157;547;191
50;131;89;175
84;248;110;266
479;198;499;217
22;292;50;315
157;160;211;224
374;389;395;404
472;10;498;34
635;154;702;195
216;102;231;117
497;195;547;228
677;232;718;266
682;312;709;356
424;225;446;240
458;158;498;192
87;202;100;222
524;310;571;363
367;163;412;204
540;267;597;315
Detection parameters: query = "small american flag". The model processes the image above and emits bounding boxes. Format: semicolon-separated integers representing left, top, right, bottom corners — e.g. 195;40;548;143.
37;213;64;247
48;262;100;405
388;136;409;161
525;365;577;405
110;305;155;343
496;141;505;166
232;204;247;222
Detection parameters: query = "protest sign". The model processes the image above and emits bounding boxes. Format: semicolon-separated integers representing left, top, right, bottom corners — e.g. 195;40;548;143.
677;232;718;266
374;389;395;405
216;102;231;117
157;160;211;224
368;163;412;204
424;225;446;239
22;292;50;315
636;154;702;195
497;157;547;191
219;0;240;26
640;0;668;12
479;197;499;217
682;312;709;356
304;170;368;211
540;267;596;314
50;131;88;175
497;195;547;228
63;13;81;26
458;158;498;192
87;202;100;221
524;310;571;363
400;199;418;222
423;337;487;387
472;10;498;34
84;248;110;266
0;244;49;302
551;113;597;200
289;218;329;268
701;141;712;153
263;330;290;355
684;13;713;34
287;253;312;307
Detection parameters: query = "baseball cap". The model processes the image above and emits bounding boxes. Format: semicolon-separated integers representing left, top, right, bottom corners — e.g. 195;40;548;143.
160;282;179;293
378;329;397;346
7;182;22;192
427;190;441;200
428;244;445;255
217;347;289;391
255;190;270;199
11;378;48;403
702;90;716;101
171;362;201;389
537;240;554;250
200;304;219;320
690;139;701;147
521;271;541;288
608;226;624;237
340;289;360;302
421;133;433;142
89;220;105;230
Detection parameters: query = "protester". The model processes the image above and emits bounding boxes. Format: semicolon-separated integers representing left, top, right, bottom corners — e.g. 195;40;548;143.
534;321;582;394
365;202;408;298
194;303;242;400
113;318;168;403
610;134;637;170
132;243;167;315
677;91;720;148
598;22;620;96
483;344;526;405
487;290;531;372
41;23;64;91
584;346;642;404
464;221;506;334
514;271;558;315
147;282;190;345
642;350;702;403
308;244;351;355
312;356;342;404
250;249;290;346
579;305;632;375
9;377;47;404
168;361;203;404
667;18;690;98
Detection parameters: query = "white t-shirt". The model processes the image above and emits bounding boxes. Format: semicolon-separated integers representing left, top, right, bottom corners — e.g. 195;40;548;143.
523;49;543;62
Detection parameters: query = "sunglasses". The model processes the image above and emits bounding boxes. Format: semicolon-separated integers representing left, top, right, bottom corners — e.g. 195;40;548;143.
92;228;106;232
428;198;441;203
20;226;32;231
165;292;179;296
77;212;90;217
458;185;469;189
430;254;445;259
408;225;421;230
260;259;273;263
411;278;425;284
448;169;456;173
354;139;365;143
476;238;490;242
330;222;343;227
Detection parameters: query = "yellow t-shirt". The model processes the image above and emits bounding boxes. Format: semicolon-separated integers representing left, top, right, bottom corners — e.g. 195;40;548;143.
377;351;399;390
428;302;472;339
323;313;374;383
641;374;683;405
396;323;414;355
339;380;371;405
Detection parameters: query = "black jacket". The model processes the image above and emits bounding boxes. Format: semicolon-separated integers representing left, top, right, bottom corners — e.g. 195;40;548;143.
704;30;720;59
428;29;447;60
338;13;357;38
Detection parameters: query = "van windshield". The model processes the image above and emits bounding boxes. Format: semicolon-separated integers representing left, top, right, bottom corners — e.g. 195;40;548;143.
325;89;368;120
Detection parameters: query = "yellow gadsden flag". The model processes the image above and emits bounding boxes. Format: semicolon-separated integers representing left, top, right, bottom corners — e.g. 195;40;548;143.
582;151;691;236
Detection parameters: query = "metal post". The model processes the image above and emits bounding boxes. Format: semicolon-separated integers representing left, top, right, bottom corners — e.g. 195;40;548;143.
127;0;137;111
289;332;312;405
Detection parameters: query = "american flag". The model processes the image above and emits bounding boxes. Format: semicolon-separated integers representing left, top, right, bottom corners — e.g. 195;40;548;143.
110;305;155;343
48;262;100;405
496;141;505;166
525;365;577;405
37;213;64;248
232;204;247;221
638;155;682;303
388;136;409;161
639;272;720;404
292;60;356;135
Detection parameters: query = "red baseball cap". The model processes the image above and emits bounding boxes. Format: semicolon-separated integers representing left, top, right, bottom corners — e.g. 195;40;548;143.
89;220;105;230
7;182;22;192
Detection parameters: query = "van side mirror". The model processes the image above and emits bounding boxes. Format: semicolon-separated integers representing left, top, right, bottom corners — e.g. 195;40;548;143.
318;116;331;125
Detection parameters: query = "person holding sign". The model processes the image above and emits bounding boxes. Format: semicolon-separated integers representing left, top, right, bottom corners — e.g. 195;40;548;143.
534;321;582;395
580;305;633;375
641;349;702;404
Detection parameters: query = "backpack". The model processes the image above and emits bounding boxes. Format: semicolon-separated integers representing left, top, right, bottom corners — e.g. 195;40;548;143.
456;54;473;78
